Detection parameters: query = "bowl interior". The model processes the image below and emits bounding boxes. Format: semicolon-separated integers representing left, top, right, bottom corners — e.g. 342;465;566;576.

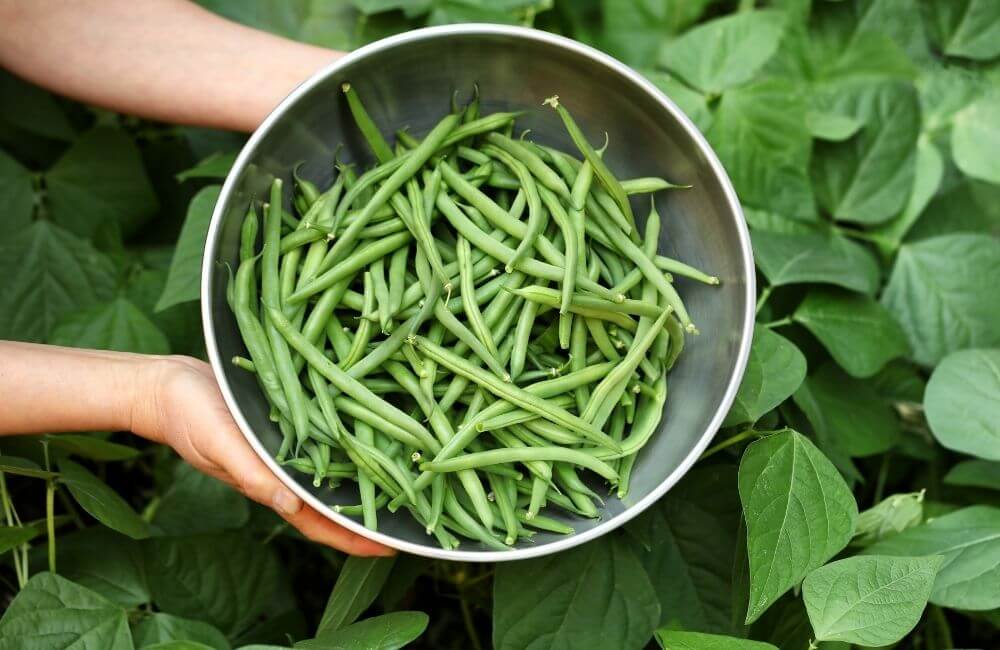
204;26;753;560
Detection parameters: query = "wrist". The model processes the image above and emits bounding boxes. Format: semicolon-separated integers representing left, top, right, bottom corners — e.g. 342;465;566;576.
126;355;190;443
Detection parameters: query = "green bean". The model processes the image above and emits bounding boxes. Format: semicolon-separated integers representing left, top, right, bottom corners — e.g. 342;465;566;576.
413;336;617;450
484;132;569;197
289;230;411;303
544;95;634;231
265;304;438;452
457;235;498;359
342;82;393;163
352;419;379;530
509;286;636;331
654;254;720;285
342;272;375;369
324;314;354;363
510;280;544;381
475;395;574;431
517;511;574;535
422;447;618;482
371;256;391;332
621;176;689;194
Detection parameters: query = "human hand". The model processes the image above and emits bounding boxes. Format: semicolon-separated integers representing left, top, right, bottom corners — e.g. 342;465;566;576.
131;355;394;557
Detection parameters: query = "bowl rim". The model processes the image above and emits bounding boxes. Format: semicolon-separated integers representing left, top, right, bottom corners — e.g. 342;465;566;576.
201;22;755;562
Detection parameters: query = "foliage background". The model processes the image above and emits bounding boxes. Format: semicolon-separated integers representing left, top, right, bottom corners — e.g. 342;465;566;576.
1;1;999;649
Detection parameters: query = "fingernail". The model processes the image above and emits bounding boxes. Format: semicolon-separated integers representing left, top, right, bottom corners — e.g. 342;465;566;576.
273;488;302;516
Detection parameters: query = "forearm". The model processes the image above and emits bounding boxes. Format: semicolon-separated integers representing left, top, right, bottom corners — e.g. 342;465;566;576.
0;341;155;437
0;0;341;132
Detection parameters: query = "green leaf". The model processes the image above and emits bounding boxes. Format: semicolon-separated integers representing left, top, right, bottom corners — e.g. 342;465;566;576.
707;79;815;220
811;81;920;225
0;220;117;342
943;459;1000;490
600;0;715;67
865;505;1000;610
0;572;132;650
906;174;1000;242
145;532;284;635
296;612;428;650
951;95;1000;183
45;126;159;237
881;234;1000;366
870;360;927;403
793;288;908;378
0;70;76;141
725;327;806;426
317;556;397;634
924;348;1000;461
0;525;39;554
142;643;216;650
642;69;712;132
47;433;140;462
654;629;777;649
493;534;660;649
802;555;943;646
660;9;787;95
55;527;150;608
0;148;35;238
176;151;237;182
751;227;880;294
0;454;57;479
793;363;900;457
922;0;1000;61
870;136;944;252
152;462;250;536
156;185;221;311
853;492;925;546
738;429;858;623
58;458;151;539
630;465;742;634
805;111;861;141
49;297;170;354
133;613;229;650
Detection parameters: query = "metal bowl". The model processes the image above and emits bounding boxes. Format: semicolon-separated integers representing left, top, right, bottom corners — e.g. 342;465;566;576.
202;24;754;561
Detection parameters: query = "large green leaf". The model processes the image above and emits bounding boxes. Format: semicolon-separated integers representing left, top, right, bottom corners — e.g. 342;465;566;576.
630;465;742;634
176;152;237;182
0;572;132;650
642;69;713;132
493;534;660;650
802;555;942;646
951;95;1000;184
943;460;1000;491
922;0;1000;61
45;126;159;237
152;462;250;536
881;234;1000;366
865;506;1000;610
725;327;806;426
601;0;716;67
49;297;170;354
295;612;429;650
707;79;815;220
811;81;920;225
751;227;880;294
0;70;76;141
296;612;428;650
47;434;140;462
156;185;221;311
0;148;35;238
870;136;944;252
793;363;900;457
793;289;908;378
853;492;925;547
924;348;1000;461
133;613;230;650
654;630;777;649
145;532;284;635
0;220;117;342
0;525;39;555
317;556;397;635
55;527;150;608
58;458;151;540
659;9;787;95
906;175;1000;242
738;429;858;623
0;454;57;479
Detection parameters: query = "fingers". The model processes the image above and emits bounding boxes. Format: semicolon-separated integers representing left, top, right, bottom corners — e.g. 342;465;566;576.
278;504;396;557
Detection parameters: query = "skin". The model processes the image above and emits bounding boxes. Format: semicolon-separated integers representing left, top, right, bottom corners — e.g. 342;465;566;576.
0;2;392;556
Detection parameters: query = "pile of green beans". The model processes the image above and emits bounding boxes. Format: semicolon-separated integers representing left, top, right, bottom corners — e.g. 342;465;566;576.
228;84;719;549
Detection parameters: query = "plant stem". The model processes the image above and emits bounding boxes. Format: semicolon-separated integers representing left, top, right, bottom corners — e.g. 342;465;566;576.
762;316;793;329
0;472;26;588
873;453;890;504
459;596;483;650
43;442;56;574
755;286;773;316
701;429;758;460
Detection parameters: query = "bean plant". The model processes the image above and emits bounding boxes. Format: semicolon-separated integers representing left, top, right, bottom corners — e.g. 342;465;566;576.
1;1;999;649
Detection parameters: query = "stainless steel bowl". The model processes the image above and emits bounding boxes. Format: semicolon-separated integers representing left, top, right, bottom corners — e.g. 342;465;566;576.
202;24;754;561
